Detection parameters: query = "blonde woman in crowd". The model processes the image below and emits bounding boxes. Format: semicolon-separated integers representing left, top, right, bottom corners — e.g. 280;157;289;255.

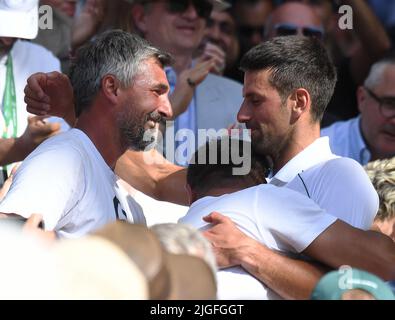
365;157;395;241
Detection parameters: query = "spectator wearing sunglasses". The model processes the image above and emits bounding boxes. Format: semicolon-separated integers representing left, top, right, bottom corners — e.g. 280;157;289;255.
128;0;243;165
264;2;325;41
265;1;391;126
263;1;340;127
321;54;395;165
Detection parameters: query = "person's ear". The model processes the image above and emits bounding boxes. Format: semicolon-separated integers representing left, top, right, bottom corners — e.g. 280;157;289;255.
357;86;367;114
289;88;309;123
101;75;120;105
131;4;148;34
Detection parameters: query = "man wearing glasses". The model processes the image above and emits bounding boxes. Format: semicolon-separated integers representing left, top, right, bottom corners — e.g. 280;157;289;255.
322;54;395;164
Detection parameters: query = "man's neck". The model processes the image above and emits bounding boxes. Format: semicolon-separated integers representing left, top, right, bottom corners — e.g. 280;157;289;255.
272;124;321;174
75;109;125;170
193;185;248;203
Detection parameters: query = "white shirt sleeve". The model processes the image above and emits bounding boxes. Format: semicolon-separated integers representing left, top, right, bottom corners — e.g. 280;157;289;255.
0;144;84;230
286;158;378;230
255;185;338;253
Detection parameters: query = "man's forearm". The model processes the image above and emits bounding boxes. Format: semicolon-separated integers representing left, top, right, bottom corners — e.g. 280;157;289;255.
236;241;328;300
304;221;395;281
0;137;32;166
115;149;188;205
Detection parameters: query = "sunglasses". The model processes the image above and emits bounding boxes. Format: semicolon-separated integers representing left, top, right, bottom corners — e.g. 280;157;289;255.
365;87;395;118
274;23;325;40
147;0;213;20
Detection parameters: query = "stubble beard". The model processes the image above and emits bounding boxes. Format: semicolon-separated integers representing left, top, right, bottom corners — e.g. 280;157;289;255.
117;109;162;152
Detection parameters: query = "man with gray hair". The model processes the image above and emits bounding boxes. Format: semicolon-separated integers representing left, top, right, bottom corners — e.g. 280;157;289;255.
321;53;395;164
0;30;172;237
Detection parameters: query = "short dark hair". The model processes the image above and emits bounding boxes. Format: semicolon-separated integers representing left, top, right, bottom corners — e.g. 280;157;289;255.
240;36;337;122
187;138;269;197
69;30;172;117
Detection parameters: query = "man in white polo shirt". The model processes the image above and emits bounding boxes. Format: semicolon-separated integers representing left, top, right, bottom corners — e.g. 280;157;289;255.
181;138;394;300
200;36;385;299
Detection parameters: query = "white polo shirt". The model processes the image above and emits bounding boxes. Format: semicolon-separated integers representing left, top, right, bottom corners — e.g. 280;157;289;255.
179;184;337;300
320;116;371;165
271;137;378;229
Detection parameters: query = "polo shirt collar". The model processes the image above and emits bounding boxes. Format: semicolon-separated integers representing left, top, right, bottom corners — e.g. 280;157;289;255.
270;137;337;186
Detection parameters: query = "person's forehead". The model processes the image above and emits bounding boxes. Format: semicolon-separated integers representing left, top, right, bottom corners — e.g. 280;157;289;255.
237;0;273;25
210;11;235;25
243;70;274;91
272;3;322;27
375;64;395;94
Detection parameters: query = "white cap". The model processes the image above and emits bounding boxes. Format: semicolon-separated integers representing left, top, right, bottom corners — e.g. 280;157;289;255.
0;0;38;39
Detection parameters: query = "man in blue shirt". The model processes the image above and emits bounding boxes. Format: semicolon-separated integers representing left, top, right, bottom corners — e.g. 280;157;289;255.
321;54;395;164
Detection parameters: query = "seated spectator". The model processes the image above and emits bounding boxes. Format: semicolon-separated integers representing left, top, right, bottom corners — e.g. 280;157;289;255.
365;157;395;241
311;267;394;300
321;54;395;165
93;221;217;300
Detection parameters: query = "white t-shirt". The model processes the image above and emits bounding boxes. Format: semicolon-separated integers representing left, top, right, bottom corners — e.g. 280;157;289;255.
179;184;337;300
0;129;144;238
270;137;378;230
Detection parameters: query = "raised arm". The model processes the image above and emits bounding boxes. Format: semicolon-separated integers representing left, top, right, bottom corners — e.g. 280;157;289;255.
169;58;216;119
24;72;76;127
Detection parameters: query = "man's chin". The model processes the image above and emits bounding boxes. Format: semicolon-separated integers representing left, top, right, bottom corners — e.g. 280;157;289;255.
127;138;157;152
